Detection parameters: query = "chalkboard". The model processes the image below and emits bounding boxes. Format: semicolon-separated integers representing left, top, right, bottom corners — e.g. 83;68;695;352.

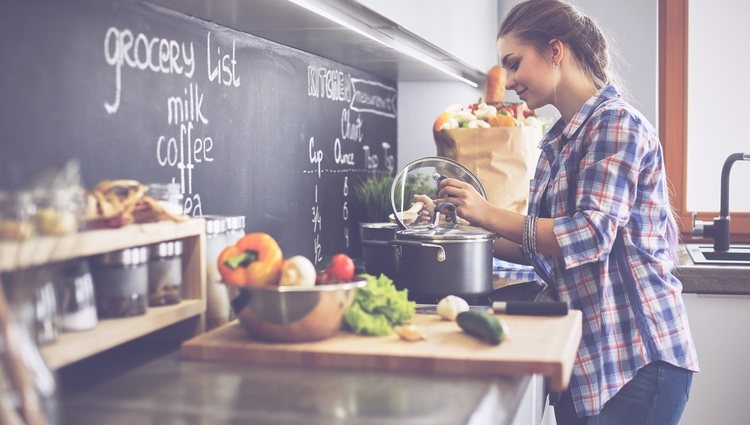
0;0;397;265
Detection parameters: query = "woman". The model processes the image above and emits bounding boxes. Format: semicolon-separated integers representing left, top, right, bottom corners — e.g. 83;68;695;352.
434;1;699;424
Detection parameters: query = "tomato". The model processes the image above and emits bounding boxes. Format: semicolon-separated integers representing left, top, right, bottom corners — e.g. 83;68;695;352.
326;253;355;282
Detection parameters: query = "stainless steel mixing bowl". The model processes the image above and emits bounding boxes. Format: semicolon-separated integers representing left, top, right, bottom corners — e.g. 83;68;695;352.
231;280;366;342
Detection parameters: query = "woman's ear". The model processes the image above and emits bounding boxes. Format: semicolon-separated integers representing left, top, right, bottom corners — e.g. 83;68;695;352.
548;39;565;65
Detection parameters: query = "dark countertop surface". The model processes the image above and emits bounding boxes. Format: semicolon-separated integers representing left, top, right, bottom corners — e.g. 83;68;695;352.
59;339;532;425
676;245;750;295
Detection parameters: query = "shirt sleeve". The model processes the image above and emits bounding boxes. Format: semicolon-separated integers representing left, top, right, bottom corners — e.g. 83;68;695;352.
553;109;648;269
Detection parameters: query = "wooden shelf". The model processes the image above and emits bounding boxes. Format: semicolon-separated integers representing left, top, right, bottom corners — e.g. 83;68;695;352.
41;299;204;369
1;218;207;369
0;219;205;272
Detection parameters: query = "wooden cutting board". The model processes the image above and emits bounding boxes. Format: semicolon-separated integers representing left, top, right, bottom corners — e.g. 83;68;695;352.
181;311;582;391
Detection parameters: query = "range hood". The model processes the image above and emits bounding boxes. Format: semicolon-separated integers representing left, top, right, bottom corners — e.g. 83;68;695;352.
148;0;485;86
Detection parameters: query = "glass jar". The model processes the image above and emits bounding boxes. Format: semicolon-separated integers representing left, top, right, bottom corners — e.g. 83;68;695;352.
56;260;97;332
147;240;183;306
34;276;59;346
203;216;230;329
4;267;59;346
0;190;35;241
147;183;183;216
91;246;149;318
0;275;59;424
30;186;84;236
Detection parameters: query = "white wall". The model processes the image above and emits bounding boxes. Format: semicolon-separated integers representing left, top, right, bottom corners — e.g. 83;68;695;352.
365;0;659;167
499;0;658;125
353;0;498;165
354;0;498;73
687;0;750;212
396;81;482;164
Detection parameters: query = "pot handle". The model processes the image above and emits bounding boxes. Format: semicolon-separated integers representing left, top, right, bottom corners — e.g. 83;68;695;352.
434;203;458;225
361;240;393;247
389;239;446;262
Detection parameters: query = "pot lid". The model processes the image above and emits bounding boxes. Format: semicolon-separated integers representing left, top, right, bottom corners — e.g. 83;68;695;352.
397;224;496;241
390;156;488;230
396;203;496;241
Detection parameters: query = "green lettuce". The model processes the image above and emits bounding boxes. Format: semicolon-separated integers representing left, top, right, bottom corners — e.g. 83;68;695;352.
343;273;415;336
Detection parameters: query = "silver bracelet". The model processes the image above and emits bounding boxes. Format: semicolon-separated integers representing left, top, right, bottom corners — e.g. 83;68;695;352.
529;215;538;257
521;215;533;262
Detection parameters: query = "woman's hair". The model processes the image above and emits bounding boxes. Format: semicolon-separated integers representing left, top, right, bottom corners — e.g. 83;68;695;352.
498;0;616;90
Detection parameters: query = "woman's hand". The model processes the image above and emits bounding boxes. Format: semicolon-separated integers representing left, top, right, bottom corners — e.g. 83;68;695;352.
434;178;493;227
412;194;435;224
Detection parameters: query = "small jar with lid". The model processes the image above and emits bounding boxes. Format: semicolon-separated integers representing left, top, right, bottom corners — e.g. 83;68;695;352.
91;246;149;318
147;183;183;216
147;240;183;306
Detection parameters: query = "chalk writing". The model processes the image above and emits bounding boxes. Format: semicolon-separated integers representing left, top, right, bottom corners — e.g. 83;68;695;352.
349;79;396;118
103;26;195;114
206;32;240;87
341;108;363;142
307;65;352;102
167;83;208;125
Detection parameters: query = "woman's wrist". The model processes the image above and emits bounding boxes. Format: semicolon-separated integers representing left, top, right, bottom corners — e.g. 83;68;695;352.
482;206;525;245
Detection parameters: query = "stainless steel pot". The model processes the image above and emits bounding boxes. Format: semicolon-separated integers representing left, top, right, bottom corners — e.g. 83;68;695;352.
391;203;497;304
387;156;498;304
360;222;399;281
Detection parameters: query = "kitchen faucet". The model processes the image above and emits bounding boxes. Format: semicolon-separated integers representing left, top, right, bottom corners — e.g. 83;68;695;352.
692;152;750;251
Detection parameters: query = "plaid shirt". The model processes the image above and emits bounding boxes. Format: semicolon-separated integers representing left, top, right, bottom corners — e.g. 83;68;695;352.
528;85;699;417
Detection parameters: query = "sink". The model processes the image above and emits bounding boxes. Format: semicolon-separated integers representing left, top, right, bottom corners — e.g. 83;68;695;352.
686;244;750;266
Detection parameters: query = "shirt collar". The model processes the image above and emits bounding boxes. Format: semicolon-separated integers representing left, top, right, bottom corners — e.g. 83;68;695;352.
539;84;620;150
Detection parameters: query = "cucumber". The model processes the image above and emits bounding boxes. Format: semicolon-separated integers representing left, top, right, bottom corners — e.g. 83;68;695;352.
456;310;509;345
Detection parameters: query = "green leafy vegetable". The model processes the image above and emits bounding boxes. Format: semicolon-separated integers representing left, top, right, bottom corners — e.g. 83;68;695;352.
343;273;415;336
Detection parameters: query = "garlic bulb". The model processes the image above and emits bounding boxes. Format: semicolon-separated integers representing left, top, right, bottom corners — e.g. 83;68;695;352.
436;295;470;321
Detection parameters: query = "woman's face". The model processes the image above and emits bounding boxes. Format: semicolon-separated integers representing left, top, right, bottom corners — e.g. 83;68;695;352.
498;35;555;109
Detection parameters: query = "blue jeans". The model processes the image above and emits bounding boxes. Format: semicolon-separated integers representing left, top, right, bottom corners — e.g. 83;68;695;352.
554;361;693;425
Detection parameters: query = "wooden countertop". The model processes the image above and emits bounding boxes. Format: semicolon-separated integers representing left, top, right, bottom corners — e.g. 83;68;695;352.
182;310;582;392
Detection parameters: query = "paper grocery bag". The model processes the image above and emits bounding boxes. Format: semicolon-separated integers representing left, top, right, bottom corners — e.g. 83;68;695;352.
435;126;542;214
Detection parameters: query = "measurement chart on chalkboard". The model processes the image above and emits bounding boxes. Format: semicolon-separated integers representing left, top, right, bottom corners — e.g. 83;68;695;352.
0;0;397;262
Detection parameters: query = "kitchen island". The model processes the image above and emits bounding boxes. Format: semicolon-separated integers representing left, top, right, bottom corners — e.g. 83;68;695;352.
59;339;534;425
57;306;581;425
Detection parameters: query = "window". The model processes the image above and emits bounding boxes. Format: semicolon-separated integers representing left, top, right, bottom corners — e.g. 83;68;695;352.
659;0;750;242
